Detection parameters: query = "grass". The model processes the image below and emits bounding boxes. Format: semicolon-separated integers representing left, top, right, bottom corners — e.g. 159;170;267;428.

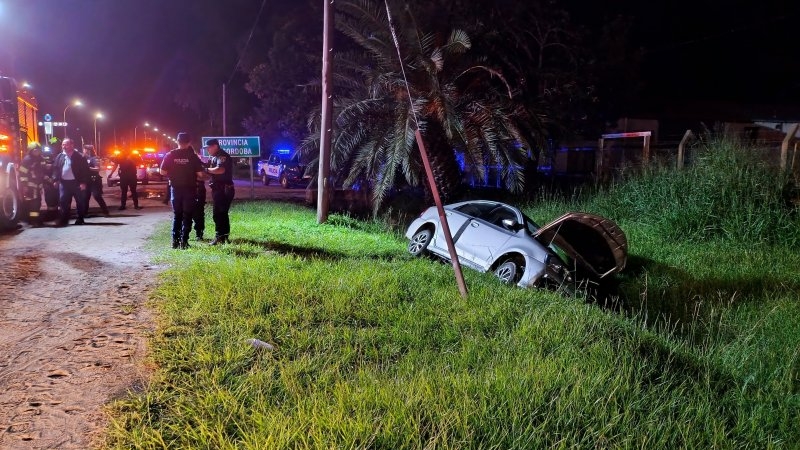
105;138;800;449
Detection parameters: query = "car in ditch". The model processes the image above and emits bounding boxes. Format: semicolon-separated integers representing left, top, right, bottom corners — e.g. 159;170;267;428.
405;200;628;290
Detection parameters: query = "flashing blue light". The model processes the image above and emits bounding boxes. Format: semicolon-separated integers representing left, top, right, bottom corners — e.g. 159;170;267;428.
276;148;292;155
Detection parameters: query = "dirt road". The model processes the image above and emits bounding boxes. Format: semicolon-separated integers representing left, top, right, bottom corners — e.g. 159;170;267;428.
0;189;172;449
0;181;307;449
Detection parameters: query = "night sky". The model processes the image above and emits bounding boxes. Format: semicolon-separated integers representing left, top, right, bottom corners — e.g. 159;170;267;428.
1;0;798;147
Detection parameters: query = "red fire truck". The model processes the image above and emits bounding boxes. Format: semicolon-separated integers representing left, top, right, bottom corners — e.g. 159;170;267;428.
0;76;40;228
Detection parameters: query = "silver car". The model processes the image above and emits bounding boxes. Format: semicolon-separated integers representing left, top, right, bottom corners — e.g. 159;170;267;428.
405;200;628;289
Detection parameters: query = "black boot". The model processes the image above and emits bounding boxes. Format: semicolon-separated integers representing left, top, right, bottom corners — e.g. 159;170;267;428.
210;235;229;245
172;240;180;249
180;240;190;249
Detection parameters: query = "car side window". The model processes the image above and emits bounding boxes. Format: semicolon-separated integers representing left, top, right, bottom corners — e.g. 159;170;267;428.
485;206;516;228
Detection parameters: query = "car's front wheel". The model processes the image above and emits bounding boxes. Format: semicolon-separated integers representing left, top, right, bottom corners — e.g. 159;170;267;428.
494;258;523;285
408;228;433;257
280;174;289;189
261;172;269;186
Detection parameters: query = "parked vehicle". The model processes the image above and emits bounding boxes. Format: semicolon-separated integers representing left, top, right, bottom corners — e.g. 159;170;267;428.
256;151;309;188
0;76;39;229
106;152;149;186
142;150;165;182
405;200;628;290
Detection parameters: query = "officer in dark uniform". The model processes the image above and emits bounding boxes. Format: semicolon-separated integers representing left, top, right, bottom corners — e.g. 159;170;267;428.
81;145;110;217
108;150;141;210
160;132;205;249
193;155;207;240
204;138;235;245
41;140;60;221
18;142;46;226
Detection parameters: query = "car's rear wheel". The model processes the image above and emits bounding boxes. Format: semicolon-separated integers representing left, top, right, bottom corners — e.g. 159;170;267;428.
494;257;523;285
280;174;289;189
408;228;433;257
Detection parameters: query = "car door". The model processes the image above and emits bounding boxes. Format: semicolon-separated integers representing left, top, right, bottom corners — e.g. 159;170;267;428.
455;206;515;267
431;209;473;262
266;155;280;179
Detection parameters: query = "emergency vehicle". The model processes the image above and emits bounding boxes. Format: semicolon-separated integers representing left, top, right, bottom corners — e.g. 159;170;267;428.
0;76;40;228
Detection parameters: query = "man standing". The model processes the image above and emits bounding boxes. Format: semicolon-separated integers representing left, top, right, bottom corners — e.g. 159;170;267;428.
18;142;46;226
160;132;205;249
204;138;235;245
82;145;110;217
52;138;90;226
108;150;141;210
192;145;207;241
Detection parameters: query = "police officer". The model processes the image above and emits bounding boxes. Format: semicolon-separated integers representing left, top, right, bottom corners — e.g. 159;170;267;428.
81;145;110;217
18;142;46;226
160;132;205;249
204;138;235;245
192;145;207;240
108;150;141;210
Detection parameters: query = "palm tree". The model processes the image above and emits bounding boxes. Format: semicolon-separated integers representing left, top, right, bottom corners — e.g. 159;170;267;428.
302;0;544;213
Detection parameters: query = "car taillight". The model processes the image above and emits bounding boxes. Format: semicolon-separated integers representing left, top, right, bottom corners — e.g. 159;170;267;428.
139;164;145;169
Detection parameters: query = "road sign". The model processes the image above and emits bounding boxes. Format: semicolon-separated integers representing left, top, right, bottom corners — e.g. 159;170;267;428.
201;136;261;158
43;113;53;121
44;122;53;135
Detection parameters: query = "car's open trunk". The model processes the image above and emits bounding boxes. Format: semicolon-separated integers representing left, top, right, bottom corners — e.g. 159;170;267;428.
534;212;628;279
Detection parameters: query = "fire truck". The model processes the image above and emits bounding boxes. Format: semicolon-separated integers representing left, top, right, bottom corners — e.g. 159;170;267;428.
0;76;40;228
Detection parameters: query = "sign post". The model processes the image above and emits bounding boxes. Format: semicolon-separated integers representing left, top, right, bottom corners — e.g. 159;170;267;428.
201;136;261;199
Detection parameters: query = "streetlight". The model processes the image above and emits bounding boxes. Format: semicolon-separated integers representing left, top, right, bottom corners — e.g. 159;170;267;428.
135;121;150;145
62;99;83;138
93;112;103;154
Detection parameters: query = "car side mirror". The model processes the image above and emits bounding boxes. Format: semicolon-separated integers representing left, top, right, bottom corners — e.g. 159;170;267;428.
502;218;520;230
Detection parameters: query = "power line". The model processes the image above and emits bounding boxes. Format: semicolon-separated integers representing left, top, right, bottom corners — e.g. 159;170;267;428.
226;0;268;85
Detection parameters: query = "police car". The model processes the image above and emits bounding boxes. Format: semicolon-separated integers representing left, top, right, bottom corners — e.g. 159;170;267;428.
105;151;149;186
256;150;309;188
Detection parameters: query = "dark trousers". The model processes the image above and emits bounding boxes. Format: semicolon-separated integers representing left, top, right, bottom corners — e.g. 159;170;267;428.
82;177;109;216
211;185;234;237
44;183;59;207
23;196;42;224
58;180;87;223
193;184;206;237
119;177;138;207
43;183;59;219
171;186;196;243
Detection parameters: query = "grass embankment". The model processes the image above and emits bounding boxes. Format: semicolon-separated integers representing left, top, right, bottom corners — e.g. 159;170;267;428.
107;138;800;448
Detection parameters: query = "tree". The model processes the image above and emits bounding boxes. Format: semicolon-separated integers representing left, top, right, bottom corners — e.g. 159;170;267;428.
302;0;542;213
242;1;323;151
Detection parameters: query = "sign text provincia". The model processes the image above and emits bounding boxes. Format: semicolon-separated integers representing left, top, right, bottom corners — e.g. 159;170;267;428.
201;136;261;158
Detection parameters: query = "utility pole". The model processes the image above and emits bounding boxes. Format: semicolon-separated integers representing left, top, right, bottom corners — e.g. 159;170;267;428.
222;83;227;136
317;0;334;223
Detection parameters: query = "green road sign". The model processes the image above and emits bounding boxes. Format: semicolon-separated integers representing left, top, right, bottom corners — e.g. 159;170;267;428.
201;136;261;158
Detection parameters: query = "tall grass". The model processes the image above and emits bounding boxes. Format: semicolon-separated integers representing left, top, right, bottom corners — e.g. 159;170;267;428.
586;136;799;245
105;138;800;448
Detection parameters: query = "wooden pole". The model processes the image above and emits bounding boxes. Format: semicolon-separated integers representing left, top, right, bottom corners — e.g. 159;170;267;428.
595;138;604;182
677;129;693;169
317;0;334;224
415;129;469;298
780;123;799;172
